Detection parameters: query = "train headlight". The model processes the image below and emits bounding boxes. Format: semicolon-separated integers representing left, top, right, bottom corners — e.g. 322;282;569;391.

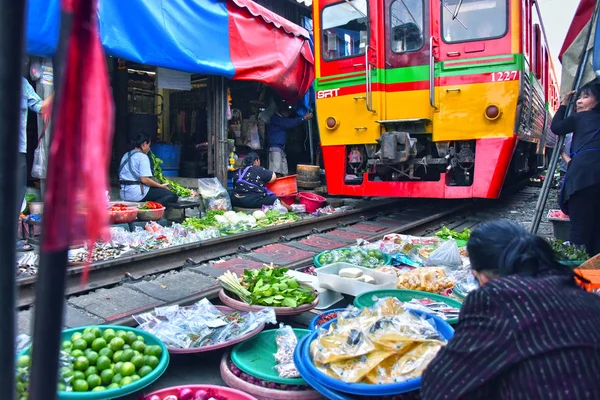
485;105;501;121
325;117;339;130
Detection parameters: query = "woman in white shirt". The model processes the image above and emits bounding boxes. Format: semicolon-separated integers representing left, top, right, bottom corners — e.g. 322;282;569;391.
119;133;178;205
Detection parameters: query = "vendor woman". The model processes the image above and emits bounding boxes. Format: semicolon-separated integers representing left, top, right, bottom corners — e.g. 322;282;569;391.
232;152;284;209
119;133;178;205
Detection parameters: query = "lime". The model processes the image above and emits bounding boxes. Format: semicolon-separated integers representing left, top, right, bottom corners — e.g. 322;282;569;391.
109;337;125;352
91;327;103;338
92;386;106;392
74;356;89;371
99;347;113;359
112;373;122;384
120;361;136;377
16;355;30;369
73;371;86;381
138;365;152;377
83;327;94;335
70;349;84;358
86;351;99;366
107;383;120;389
136;336;145;343
16;381;25;393
57;382;67;391
113;350;124;363
87;374;101;389
72;379;89;392
125;331;138;345
85;366;98;377
59;366;73;378
145;345;163;358
131;374;141;382
122;344;131;350
82;332;96;346
71;332;83;342
131;341;146;353
121;349;134;362
61;340;73;350
91;338;107;352
103;329;116;343
96;355;111;371
145;355;159;369
100;369;114;385
116;330;127;340
119;376;133;387
72;339;88;351
133;350;142;358
113;362;124;374
130;354;144;369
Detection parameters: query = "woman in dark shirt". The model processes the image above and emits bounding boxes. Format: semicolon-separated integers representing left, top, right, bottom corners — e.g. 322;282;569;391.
231;152;278;209
421;220;600;400
551;81;600;255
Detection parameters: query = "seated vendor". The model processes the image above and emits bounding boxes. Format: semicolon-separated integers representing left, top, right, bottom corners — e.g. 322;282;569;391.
421;220;600;399
119;133;178;205
232;152;283;209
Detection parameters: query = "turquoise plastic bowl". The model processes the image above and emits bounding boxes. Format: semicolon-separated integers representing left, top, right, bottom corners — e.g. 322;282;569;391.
19;325;170;400
313;247;392;268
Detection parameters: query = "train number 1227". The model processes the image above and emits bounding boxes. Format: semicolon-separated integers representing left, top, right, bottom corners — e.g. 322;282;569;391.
491;71;520;82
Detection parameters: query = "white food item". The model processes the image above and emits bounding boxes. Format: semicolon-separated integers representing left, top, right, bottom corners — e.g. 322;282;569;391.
363;275;376;284
339;268;363;279
353;275;366;282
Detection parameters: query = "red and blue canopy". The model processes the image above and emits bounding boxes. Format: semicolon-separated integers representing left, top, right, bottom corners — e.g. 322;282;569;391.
26;0;314;102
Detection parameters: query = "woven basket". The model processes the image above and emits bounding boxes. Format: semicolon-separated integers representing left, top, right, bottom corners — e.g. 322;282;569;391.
579;254;600;270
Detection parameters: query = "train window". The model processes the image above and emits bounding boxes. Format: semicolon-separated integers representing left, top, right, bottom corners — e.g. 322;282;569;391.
390;0;424;53
441;0;508;43
321;0;369;61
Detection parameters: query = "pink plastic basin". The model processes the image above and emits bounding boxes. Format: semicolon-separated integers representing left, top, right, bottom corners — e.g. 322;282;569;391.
142;385;257;400
298;192;326;213
279;194;297;206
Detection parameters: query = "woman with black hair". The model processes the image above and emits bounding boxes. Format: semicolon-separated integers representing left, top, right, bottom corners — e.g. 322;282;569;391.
551;80;600;256
421;220;600;400
119;133;178;205
231;152;280;209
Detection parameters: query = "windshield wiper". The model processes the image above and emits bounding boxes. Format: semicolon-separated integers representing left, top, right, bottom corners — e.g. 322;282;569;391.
443;0;467;29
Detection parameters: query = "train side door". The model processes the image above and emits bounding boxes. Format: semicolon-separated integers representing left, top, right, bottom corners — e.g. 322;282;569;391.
317;0;384;147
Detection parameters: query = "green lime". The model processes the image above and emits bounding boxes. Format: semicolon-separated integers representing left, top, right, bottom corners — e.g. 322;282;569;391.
98;347;113;359
145;355;159;369
72;379;88;392
125;331;138;345
96;355;111;371
92;386;106;392
145;345;163;358
113;350;124;363
120;361;136;377
109;337;125;352
70;349;84;358
82;332;96;346
59;366;73;378
87;374;101;389
71;332;83;342
138;365;152;377
16;381;25;393
136;336;145;343
57;382;67;391
61;340;73;350
122;344;131;350
86;351;99;366
74;356;89;371
121;349;134;362
133;350;141;358
100;369;114;385
119;376;133;387
85;366;98;377
107;383;120;389
91;338;107;352
73;371;86;381
113;362;123;374
103;329;116;343
91;327;103;338
112;373;122;384
116;330;127;340
131;374;141;382
16;355;30;369
72;339;88;351
83;327;94;335
130;354;144;369
131;341;146;353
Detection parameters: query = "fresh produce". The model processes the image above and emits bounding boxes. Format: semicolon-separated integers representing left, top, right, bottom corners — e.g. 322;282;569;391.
218;265;317;308
435;226;471;241
313;311;339;329
108;204;138;224
145;387;231;400
316;247;387;268
151;153;194;197
16;327;162;397
256;210;300;227
110;203;135;212
139;201;164;210
252;210;266;220
183;211;225;231
548;239;589;261
228;360;310;391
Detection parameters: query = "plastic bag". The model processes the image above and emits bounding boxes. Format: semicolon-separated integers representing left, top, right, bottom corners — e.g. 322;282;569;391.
198;178;232;212
425;239;462;267
273;324;301;378
246;123;261;150
395;267;454;294
31;140;48;179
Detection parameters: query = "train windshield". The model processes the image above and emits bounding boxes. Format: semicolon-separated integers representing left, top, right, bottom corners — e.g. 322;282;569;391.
441;0;508;43
322;0;368;60
390;0;425;53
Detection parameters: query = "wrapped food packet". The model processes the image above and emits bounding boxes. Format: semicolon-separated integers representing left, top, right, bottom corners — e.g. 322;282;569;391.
273;324;301;378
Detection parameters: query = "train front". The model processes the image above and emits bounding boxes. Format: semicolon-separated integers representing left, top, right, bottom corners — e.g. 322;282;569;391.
314;0;548;199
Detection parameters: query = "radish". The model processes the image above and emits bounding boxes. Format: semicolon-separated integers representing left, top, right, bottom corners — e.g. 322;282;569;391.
194;390;208;400
178;387;194;400
162;396;178;400
146;396;161;400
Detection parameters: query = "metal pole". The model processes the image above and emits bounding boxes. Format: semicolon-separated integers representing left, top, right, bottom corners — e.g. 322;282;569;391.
214;77;228;187
530;0;600;234
0;0;26;398
308;120;315;165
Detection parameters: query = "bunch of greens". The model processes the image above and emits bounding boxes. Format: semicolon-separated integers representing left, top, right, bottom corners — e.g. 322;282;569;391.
435;226;471;241
548;239;589;261
242;267;316;308
150;152;194;197
256;210;300;227
182;211;225;231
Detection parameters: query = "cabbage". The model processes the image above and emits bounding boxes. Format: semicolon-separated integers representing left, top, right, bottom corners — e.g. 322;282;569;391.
252;210;267;220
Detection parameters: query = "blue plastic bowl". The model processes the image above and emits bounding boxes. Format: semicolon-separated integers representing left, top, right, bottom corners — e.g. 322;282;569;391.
297;310;454;396
308;308;347;331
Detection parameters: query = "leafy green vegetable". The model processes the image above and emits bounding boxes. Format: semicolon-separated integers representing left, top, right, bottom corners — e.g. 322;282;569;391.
547;239;589;261
150;153;193;197
435;226;471;241
257;210;300;227
182;211;224;231
241;267;316;307
23;194;36;214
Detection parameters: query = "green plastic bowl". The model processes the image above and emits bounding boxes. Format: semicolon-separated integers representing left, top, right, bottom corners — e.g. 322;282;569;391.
313;247;392;268
560;260;585;268
231;328;310;385
353;289;463;325
18;325;170;400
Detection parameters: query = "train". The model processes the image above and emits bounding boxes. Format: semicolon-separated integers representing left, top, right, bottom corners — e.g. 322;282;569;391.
312;0;560;198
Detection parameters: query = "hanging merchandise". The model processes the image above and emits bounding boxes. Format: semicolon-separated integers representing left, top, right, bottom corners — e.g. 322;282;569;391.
230;109;242;138
245;116;261;150
227;88;233;120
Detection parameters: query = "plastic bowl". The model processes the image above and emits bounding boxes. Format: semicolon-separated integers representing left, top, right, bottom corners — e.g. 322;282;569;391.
266;175;298;196
142;384;257;400
297;311;454;396
137;207;166;221
313;247;392;268
18;325;169;400
298;192;326;213
308;308;346;330
218;289;319;316
108;208;138;224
